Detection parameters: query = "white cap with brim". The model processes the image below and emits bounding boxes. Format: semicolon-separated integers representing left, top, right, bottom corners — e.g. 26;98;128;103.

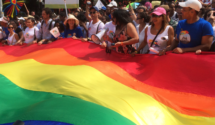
64;14;79;26
18;17;25;21
107;1;117;7
0;17;8;23
24;15;35;20
179;0;202;12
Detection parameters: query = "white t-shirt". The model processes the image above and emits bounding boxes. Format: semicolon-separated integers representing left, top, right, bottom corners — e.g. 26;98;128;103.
104;21;116;46
24;26;39;44
87;20;105;38
104;21;116;40
136;24;149;54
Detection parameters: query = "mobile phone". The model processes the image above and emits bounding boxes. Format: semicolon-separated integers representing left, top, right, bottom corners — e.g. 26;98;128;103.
111;43;115;46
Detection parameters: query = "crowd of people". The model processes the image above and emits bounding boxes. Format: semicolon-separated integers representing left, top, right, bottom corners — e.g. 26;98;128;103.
0;0;215;56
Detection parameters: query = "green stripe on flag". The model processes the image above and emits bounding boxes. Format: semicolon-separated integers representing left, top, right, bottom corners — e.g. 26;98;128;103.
45;4;79;9
0;74;135;125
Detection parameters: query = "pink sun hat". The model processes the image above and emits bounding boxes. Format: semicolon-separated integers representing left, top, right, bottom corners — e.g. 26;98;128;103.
151;7;166;16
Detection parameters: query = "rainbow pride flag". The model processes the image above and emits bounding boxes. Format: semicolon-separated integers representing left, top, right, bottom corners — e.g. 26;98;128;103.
0;39;215;125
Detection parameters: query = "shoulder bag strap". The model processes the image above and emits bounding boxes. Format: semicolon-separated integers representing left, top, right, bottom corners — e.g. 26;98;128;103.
150;27;163;47
96;22;102;34
41;20;44;29
48;20;54;30
88;21;92;29
11;33;16;45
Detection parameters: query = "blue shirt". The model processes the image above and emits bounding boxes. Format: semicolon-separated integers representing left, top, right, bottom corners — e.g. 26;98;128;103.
39;19;55;40
51;32;65;40
2;27;9;40
64;26;83;38
176;18;213;48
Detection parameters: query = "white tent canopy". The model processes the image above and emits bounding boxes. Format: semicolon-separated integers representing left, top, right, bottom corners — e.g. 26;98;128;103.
45;0;79;9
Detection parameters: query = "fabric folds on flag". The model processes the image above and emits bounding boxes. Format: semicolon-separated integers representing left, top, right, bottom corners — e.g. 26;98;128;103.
0;39;215;125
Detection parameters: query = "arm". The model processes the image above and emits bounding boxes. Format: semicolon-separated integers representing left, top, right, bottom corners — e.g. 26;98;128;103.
80;22;88;38
136;27;148;52
17;35;24;44
38;39;48;45
14;34;19;41
173;21;214;53
115;23;139;47
159;27;176;55
167;26;174;46
129;4;137;21
160;35;179;55
85;4;92;21
72;27;84;39
18;31;23;40
48;37;56;44
181;35;213;52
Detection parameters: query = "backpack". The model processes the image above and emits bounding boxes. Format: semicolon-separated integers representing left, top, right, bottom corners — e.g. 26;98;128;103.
41;20;55;31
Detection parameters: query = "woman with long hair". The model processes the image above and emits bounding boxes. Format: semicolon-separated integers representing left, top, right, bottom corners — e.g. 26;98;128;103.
7;23;19;46
136;12;150;54
64;14;83;39
204;9;215;51
132;7;174;55
111;9;139;54
10;20;23;39
17;17;39;45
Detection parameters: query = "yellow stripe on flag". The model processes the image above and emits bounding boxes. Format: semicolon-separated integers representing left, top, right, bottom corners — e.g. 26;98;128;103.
0;59;215;125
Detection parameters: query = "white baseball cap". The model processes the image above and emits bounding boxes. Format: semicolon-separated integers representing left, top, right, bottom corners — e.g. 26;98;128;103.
107;0;117;7
179;0;202;12
18;17;25;21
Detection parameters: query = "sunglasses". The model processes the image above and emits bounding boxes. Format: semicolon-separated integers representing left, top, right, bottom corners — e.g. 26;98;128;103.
90;11;96;14
208;12;215;17
8;27;13;29
137;17;142;20
152;14;162;18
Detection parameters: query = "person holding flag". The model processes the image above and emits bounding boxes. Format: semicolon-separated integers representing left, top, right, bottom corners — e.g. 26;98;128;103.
83;5;105;42
38;8;55;45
